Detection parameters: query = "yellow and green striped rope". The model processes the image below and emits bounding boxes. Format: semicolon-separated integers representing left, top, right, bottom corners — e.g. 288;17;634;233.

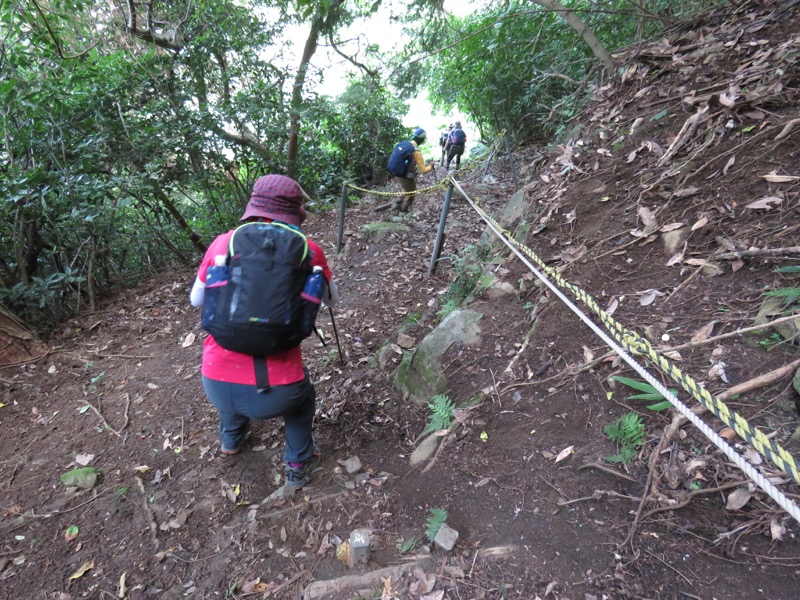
469;198;800;485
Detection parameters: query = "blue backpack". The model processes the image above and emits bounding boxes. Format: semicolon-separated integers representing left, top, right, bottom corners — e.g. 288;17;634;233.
450;128;466;145
387;140;416;177
201;222;319;357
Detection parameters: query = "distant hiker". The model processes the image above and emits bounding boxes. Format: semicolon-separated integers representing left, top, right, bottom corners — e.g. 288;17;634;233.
444;120;467;171
439;124;454;166
189;174;340;491
386;127;435;213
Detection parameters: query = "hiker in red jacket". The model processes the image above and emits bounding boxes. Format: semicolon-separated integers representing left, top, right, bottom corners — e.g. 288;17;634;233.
189;175;340;491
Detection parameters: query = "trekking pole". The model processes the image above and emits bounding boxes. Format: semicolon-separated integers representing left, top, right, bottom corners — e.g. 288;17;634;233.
328;305;345;365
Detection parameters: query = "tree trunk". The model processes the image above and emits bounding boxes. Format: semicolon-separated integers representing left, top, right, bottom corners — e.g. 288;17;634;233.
286;17;324;178
531;0;616;75
286;0;346;178
0;303;46;366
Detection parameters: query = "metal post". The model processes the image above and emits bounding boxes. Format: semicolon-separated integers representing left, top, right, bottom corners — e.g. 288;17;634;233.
428;181;455;276
504;132;519;190
336;183;347;254
481;144;497;181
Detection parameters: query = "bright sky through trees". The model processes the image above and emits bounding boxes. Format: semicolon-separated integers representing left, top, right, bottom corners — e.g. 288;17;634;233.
307;0;475;132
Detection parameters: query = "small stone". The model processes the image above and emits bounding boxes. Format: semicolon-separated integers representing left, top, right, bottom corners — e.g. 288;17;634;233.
410;434;439;466
397;333;415;349
348;528;372;566
434;524;459;551
59;467;100;490
338;456;362;475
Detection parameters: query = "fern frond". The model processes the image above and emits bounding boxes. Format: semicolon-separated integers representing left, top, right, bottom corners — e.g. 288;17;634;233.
426;508;448;542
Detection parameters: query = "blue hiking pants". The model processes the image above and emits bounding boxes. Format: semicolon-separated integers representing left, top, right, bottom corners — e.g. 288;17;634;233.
202;373;316;464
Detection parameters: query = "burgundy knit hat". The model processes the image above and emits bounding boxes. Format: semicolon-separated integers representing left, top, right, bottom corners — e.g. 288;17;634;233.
241;175;307;226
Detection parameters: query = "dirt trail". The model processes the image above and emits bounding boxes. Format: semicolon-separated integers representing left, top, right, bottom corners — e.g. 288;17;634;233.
3;1;800;598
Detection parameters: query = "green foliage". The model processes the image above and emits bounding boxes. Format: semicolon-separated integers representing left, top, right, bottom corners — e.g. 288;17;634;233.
422;1;721;141
759;266;800;340
422;394;455;434
610;376;674;411
759;333;783;349
0;2;405;328
403;312;423;326
764;288;800;304
425;508;448;542
399;535;421;554
603;412;645;464
437;244;489;318
297;78;408;201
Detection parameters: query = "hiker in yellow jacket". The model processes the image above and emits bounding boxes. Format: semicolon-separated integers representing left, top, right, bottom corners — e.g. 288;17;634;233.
393;128;434;213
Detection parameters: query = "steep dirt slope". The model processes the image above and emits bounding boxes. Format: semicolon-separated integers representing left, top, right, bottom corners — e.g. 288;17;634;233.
1;1;800;599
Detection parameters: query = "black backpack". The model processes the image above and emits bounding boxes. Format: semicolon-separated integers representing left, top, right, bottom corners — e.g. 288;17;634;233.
439;132;448;147
450;128;466;145
201;222;322;376
386;140;416;177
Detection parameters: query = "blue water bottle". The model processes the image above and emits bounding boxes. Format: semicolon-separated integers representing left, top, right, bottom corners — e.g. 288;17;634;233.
301;266;325;304
300;266;324;334
201;255;228;329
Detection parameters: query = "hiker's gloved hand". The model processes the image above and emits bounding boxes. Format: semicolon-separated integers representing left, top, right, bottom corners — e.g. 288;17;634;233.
324;279;340;307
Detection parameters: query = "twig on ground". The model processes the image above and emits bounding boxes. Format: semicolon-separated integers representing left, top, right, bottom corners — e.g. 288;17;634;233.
87;353;155;360
558;489;639;506
539;475;567;500
422;425;460;474
662;357;800;451
715;246;800;260
504;306;541;376
664;266;703;303
578;462;639;483
500;350;614;394
622;434;668;548
135;476;160;548
79;394;131;437
658;106;709;166
640;480;749;520
659;314;800;353
0;350;52;369
645;548;692;584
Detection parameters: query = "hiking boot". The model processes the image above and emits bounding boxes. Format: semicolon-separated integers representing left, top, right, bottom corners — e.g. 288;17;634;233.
284;451;321;489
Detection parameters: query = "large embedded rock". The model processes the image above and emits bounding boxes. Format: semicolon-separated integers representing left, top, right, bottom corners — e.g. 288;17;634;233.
394;309;482;405
360;221;409;242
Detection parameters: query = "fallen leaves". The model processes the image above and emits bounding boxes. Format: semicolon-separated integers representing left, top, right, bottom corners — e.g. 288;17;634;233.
68;560;94;580
746;195;783;210
691;321;716;343
555;445;574;463
726;487;753;511
761;171;798;183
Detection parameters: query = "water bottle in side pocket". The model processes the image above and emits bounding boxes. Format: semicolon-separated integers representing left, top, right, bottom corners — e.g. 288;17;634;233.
201;255;228;329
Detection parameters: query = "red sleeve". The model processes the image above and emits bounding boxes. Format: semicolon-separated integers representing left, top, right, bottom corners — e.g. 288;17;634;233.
307;238;333;282
197;231;233;283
